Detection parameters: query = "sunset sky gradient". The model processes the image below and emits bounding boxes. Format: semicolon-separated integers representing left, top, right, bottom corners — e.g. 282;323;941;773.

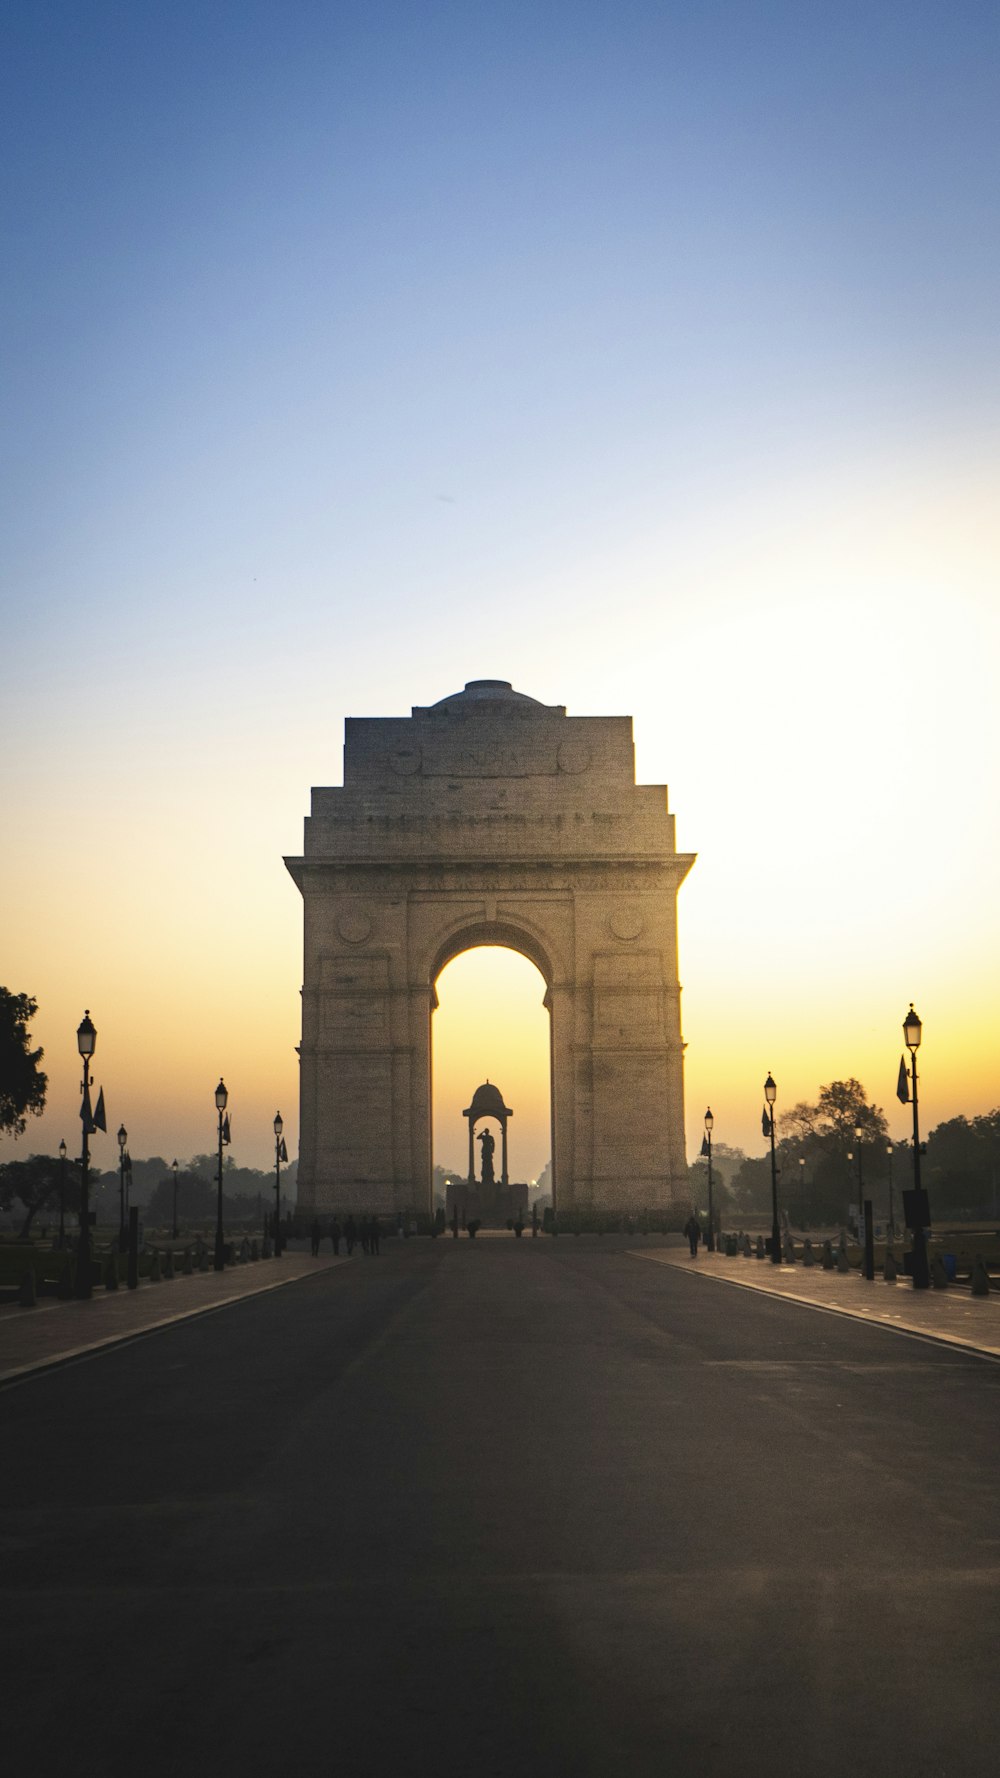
3;2;998;1182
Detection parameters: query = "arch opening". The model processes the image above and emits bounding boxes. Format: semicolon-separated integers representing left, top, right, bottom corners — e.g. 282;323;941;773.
432;944;552;1222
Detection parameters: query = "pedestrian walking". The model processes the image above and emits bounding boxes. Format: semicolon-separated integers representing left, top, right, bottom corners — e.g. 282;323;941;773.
345;1214;357;1255
360;1218;370;1255
683;1213;701;1258
370;1217;380;1255
330;1218;342;1256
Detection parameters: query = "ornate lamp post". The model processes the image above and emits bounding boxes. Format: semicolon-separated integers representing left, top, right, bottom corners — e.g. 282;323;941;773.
76;1011;97;1299
214;1079;228;1271
117;1123;128;1251
886;1143;895;1242
853;1124;865;1237
903;1004;930;1290
171;1159;179;1240
764;1073;780;1263
58;1139;67;1248
798;1155;806;1228
273;1111;284;1258
703;1107;716;1253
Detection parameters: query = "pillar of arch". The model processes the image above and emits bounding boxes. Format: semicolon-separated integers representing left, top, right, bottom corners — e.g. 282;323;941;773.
285;680;694;1217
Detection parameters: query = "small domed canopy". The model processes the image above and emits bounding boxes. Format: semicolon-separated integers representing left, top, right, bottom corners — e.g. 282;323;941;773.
462;1081;513;1186
463;1080;513;1122
430;680;549;711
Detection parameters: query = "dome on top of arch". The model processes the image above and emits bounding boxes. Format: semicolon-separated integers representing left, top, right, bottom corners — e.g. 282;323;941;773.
430;680;549;711
463;1080;513;1119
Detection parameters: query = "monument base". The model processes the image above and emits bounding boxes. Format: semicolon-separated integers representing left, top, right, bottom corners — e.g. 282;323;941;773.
446;1179;530;1230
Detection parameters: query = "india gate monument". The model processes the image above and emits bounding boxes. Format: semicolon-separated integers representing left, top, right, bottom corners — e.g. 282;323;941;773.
285;680;694;1218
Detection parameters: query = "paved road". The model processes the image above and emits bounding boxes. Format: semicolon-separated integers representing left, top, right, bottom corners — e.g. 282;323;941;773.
4;1240;998;1777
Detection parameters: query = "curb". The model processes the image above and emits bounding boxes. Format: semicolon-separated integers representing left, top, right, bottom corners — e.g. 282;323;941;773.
0;1259;345;1391
628;1250;1000;1365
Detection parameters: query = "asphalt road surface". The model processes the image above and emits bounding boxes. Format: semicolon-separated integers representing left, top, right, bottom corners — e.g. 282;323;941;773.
4;1239;999;1777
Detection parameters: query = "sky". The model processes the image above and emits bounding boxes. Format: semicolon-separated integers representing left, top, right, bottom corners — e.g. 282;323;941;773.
2;1;998;1184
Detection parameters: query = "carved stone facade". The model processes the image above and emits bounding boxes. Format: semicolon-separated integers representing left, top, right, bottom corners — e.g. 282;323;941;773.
285;680;694;1216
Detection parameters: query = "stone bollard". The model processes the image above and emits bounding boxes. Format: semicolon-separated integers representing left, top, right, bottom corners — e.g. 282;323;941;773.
802;1239;814;1267
836;1247;850;1274
755;1235;766;1260
931;1255;950;1289
18;1268;37;1308
821;1240;834;1270
883;1250;899;1283
741;1232;752;1257
783;1236;796;1264
725;1234;738;1256
971;1256;991;1297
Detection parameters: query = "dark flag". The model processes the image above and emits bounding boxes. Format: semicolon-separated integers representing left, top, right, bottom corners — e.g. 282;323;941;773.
80;1080;95;1133
896;1057;910;1105
222;1114;231;1145
92;1087;107;1133
279;1138;288;1163
699;1134;710;1158
762;1107;773;1138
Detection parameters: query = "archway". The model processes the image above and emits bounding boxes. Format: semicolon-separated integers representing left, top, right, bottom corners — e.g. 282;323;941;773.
432;945;552;1211
286;679;694;1216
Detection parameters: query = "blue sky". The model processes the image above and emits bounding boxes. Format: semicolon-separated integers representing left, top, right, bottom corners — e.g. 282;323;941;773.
3;2;998;1173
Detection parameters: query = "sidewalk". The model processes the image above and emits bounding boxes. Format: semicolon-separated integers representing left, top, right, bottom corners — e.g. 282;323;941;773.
0;1253;344;1386
632;1247;1000;1360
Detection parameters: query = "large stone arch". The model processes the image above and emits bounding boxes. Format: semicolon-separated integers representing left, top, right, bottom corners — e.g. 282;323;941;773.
286;680;694;1216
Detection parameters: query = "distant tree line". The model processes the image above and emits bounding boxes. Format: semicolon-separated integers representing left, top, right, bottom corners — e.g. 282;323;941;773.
689;1081;1000;1225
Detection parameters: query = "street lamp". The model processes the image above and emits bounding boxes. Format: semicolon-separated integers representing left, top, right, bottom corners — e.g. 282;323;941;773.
764;1073;780;1264
117;1124;128;1251
76;1011;96;1299
273;1112;284;1258
798;1155;806;1229
886;1143;895;1242
903;1003;930;1289
214;1079;228;1271
171;1159;179;1240
58;1139;67;1248
853;1125;864;1238
704;1107;716;1253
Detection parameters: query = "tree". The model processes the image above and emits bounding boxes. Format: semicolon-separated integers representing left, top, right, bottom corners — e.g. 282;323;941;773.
0;1154;82;1239
0;990;47;1137
926;1111;1000;1216
145;1169;216;1226
815;1079;889;1152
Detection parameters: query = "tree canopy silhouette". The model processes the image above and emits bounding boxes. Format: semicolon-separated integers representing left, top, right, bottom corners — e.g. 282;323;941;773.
0;989;47;1138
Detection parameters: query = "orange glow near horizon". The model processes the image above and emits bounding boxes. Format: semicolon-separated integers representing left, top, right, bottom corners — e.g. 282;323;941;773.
432;948;551;1185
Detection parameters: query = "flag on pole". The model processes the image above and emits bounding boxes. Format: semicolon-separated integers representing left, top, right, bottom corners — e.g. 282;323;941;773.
92;1087;107;1133
896;1057;909;1105
699;1134;710;1158
761;1107;773;1138
279;1138;288;1163
222;1114;231;1145
80;1080;94;1132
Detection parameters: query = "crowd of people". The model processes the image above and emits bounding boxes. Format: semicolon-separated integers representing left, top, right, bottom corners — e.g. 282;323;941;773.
309;1215;382;1257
